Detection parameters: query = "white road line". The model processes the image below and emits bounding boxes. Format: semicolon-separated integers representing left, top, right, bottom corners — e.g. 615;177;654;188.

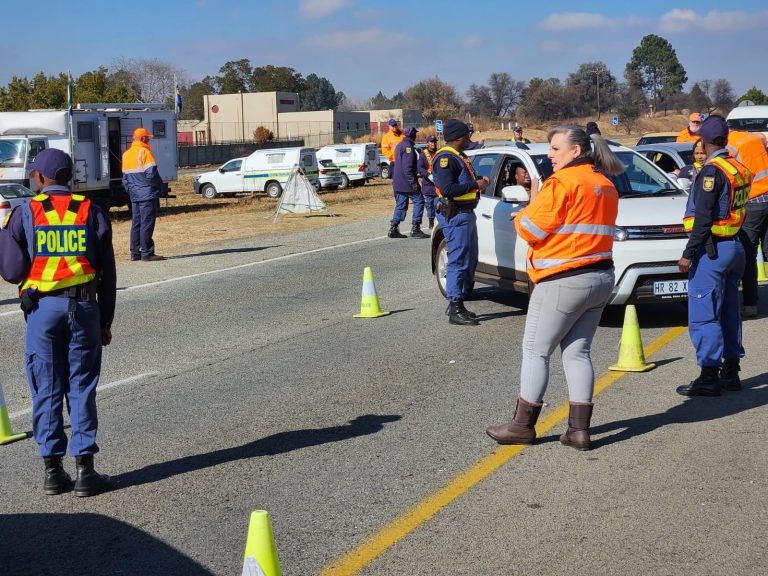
7;371;159;420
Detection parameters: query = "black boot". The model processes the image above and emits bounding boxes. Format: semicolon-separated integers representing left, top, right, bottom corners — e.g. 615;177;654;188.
676;366;721;397
720;358;741;391
445;301;477;319
448;300;479;325
410;224;429;239
428;217;435;229
74;455;111;497
388;224;406;239
43;457;72;495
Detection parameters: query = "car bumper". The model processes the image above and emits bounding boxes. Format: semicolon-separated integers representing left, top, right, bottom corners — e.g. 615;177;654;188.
610;262;688;305
319;176;343;188
193;180;201;194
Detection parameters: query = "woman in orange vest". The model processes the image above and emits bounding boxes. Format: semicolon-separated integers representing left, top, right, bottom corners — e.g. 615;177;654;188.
487;125;622;451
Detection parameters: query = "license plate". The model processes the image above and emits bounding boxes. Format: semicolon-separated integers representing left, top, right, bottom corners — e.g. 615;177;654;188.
653;279;688;296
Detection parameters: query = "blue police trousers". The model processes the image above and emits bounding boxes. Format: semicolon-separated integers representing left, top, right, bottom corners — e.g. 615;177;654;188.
436;209;478;301
25;296;102;457
390;192;425;226
130;199;158;259
688;238;745;367
424;195;438;220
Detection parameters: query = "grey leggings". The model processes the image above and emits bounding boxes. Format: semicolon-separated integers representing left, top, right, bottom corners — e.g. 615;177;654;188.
519;269;615;403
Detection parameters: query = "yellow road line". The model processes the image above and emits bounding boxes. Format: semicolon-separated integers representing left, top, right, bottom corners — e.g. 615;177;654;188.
319;325;687;576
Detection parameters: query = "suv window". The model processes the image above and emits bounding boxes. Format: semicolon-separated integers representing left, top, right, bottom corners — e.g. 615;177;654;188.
472;154;499;182
267;154;285;164
221;159;242;172
616;151;678;195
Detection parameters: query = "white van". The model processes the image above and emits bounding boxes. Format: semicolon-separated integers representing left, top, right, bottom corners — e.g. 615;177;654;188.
194;146;319;199
316;143;379;188
726;104;768;138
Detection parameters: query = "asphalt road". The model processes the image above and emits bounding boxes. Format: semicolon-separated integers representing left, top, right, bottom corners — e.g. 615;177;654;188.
1;217;767;576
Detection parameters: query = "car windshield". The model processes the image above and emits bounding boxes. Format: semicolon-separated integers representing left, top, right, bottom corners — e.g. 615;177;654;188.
614;151;680;196
319;159;334;167
0;184;35;199
727;118;768;132
0;139;27;168
531;154;553;179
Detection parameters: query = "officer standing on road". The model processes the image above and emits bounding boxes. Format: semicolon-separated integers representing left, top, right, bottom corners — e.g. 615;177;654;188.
432;119;489;325
418;135;439;229
512;126;531;144
0;149;116;497
677;115;750;397
389;127;428;239
122;127;165;261
380;119;404;179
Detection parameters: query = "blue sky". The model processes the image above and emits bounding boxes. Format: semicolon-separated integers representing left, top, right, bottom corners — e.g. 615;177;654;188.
2;0;767;103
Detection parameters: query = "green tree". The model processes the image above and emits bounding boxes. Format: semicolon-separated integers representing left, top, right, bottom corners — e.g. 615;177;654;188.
625;34;687;113
487;73;525;117
403;77;462;121
517;77;567;122
466;84;495;117
368;91;404;110
250;65;306;94
214;59;253;94
0;76;33;111
74;67;136;104
301;74;344;111
736;86;768;105
687;83;711;114
566;62;617;118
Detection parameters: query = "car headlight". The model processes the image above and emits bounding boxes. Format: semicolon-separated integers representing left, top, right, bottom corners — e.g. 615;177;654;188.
613;227;628;241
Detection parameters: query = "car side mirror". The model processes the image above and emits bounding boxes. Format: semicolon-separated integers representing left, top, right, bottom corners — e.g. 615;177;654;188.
218;168;225;173
501;185;530;203
676;177;692;192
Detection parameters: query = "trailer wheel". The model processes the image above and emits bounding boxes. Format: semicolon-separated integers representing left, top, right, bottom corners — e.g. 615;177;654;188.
201;184;218;199
266;181;282;198
338;173;350;189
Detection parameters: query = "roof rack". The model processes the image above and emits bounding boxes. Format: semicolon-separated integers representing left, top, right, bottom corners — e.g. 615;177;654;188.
75;103;168;111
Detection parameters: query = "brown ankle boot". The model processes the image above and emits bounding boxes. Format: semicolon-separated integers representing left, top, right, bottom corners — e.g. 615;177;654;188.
560;402;593;451
486;396;543;445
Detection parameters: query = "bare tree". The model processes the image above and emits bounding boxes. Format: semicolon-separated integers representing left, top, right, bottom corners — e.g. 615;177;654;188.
487;73;525;117
713;79;735;113
111;57;189;105
403;77;462;121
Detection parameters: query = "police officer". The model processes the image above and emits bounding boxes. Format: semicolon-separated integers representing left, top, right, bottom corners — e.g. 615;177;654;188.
123;127;165;261
418;135;439;229
380;119;404;179
388;127;428;239
677;115;750;397
432;119;489;325
0;149;116;496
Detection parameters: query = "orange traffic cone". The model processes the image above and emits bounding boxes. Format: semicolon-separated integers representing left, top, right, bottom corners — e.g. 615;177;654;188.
353;267;390;318
609;305;656;372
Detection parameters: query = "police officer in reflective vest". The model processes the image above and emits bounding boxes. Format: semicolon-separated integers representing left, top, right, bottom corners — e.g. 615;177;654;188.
0;149;116;496
417;135;439;229
678;115;751;397
432;119;489;325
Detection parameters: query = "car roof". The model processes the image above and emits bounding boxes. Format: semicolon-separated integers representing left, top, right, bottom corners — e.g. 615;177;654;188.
466;141;634;157
634;142;694;153
638;131;678;137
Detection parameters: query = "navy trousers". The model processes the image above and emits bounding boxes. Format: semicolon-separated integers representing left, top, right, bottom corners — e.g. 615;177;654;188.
435;209;478;301
130;200;158;259
25;296;102;457
390;192;425;226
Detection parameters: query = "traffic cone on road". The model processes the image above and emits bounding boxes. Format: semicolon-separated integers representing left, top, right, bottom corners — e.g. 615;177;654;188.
242;510;281;576
757;244;767;282
609;305;656;372
0;383;26;445
353;267;390;318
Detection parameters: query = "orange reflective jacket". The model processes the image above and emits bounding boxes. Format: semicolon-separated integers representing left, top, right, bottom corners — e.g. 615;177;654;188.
381;129;404;162
727;130;768;199
515;163;618;283
676;128;700;143
21;194;96;293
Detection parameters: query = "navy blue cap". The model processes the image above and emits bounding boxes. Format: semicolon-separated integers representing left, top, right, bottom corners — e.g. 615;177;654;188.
698;115;729;144
585;121;601;137
388;119;398;127
426;135;438;143
404;127;417;139
443;119;470;141
31;148;73;180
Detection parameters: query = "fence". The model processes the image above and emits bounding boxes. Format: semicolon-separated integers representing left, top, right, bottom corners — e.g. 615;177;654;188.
177;139;304;167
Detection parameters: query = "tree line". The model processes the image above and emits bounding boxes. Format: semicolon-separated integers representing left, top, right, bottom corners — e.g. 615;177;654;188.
2;34;767;126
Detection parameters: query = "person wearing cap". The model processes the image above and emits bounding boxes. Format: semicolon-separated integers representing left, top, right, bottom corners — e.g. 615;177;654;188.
417;135;439;229
432;119;489;325
389;127;428;239
380;119;404;178
677;115;750;397
465;122;485;150
122;127;165;261
677;113;703;143
0;148;116;496
512;126;531;144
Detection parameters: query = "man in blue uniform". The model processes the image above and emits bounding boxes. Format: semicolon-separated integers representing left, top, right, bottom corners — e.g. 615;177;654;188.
677;115;750;396
418;135;439;229
388;127;428;239
0;149;116;496
432;119;489;325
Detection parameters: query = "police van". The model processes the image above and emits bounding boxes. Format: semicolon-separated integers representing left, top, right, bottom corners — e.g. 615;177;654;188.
726;104;768;139
194;146;319;199
316;143;379;188
0;103;177;210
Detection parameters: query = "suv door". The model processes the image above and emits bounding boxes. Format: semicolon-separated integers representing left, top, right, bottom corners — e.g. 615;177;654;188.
217;159;243;192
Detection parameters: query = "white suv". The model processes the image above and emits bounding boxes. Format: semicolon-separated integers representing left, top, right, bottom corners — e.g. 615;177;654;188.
430;142;690;305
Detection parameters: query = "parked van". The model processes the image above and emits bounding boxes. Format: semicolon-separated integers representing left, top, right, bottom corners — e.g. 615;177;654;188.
726;104;768;138
316;143;379;188
194;146;319;199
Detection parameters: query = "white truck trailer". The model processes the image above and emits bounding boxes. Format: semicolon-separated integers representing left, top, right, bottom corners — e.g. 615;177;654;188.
0;103;177;209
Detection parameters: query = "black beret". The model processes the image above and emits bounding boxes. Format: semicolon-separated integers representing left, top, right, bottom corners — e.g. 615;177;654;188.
443;119;470;141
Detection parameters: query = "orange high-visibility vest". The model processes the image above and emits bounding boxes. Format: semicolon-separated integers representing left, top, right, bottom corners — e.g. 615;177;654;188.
21;194;96;293
676;128;700;143
683;156;750;238
515;163;618;283
381;129;404;163
122;140;158;173
727;130;768;199
432;146;480;204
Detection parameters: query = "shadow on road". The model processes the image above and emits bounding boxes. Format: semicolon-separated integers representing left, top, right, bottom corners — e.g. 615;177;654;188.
111;414;401;490
0;513;213;576
171;245;279;259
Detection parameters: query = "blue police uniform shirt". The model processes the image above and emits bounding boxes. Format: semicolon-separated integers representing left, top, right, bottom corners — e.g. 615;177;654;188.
431;149;480;209
417;151;436;197
392;137;419;193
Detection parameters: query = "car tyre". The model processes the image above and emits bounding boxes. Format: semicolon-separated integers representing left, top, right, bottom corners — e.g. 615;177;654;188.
435;238;449;299
339;173;350;189
266;182;282;198
201;184;217;199
380;164;391;180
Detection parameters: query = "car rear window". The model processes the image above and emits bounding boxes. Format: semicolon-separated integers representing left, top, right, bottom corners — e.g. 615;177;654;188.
727;118;768;132
0;184;35;199
320;159;334;167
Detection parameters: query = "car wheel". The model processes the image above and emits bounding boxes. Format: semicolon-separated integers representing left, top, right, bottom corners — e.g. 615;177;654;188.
266;181;282;198
380;165;390;180
435;238;449;299
201;184;217;199
313;181;321;193
339;173;350;189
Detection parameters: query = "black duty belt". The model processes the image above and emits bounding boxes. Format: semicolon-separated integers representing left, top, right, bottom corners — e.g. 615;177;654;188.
42;283;97;302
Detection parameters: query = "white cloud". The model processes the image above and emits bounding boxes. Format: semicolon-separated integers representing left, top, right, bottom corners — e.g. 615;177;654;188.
659;9;768;33
299;0;354;19
539;12;649;31
306;27;409;49
464;35;482;48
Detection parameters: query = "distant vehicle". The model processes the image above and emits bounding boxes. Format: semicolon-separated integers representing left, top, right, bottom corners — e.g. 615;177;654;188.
194;147;319;199
0;182;35;222
633;142;695;174
726;104;768;138
0;104;177;211
378;154;391;179
316;143;379;188
635;132;679;145
318;159;343;190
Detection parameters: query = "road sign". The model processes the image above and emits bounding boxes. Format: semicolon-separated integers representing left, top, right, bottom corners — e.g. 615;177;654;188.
612;116;619;126
435;119;443;133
